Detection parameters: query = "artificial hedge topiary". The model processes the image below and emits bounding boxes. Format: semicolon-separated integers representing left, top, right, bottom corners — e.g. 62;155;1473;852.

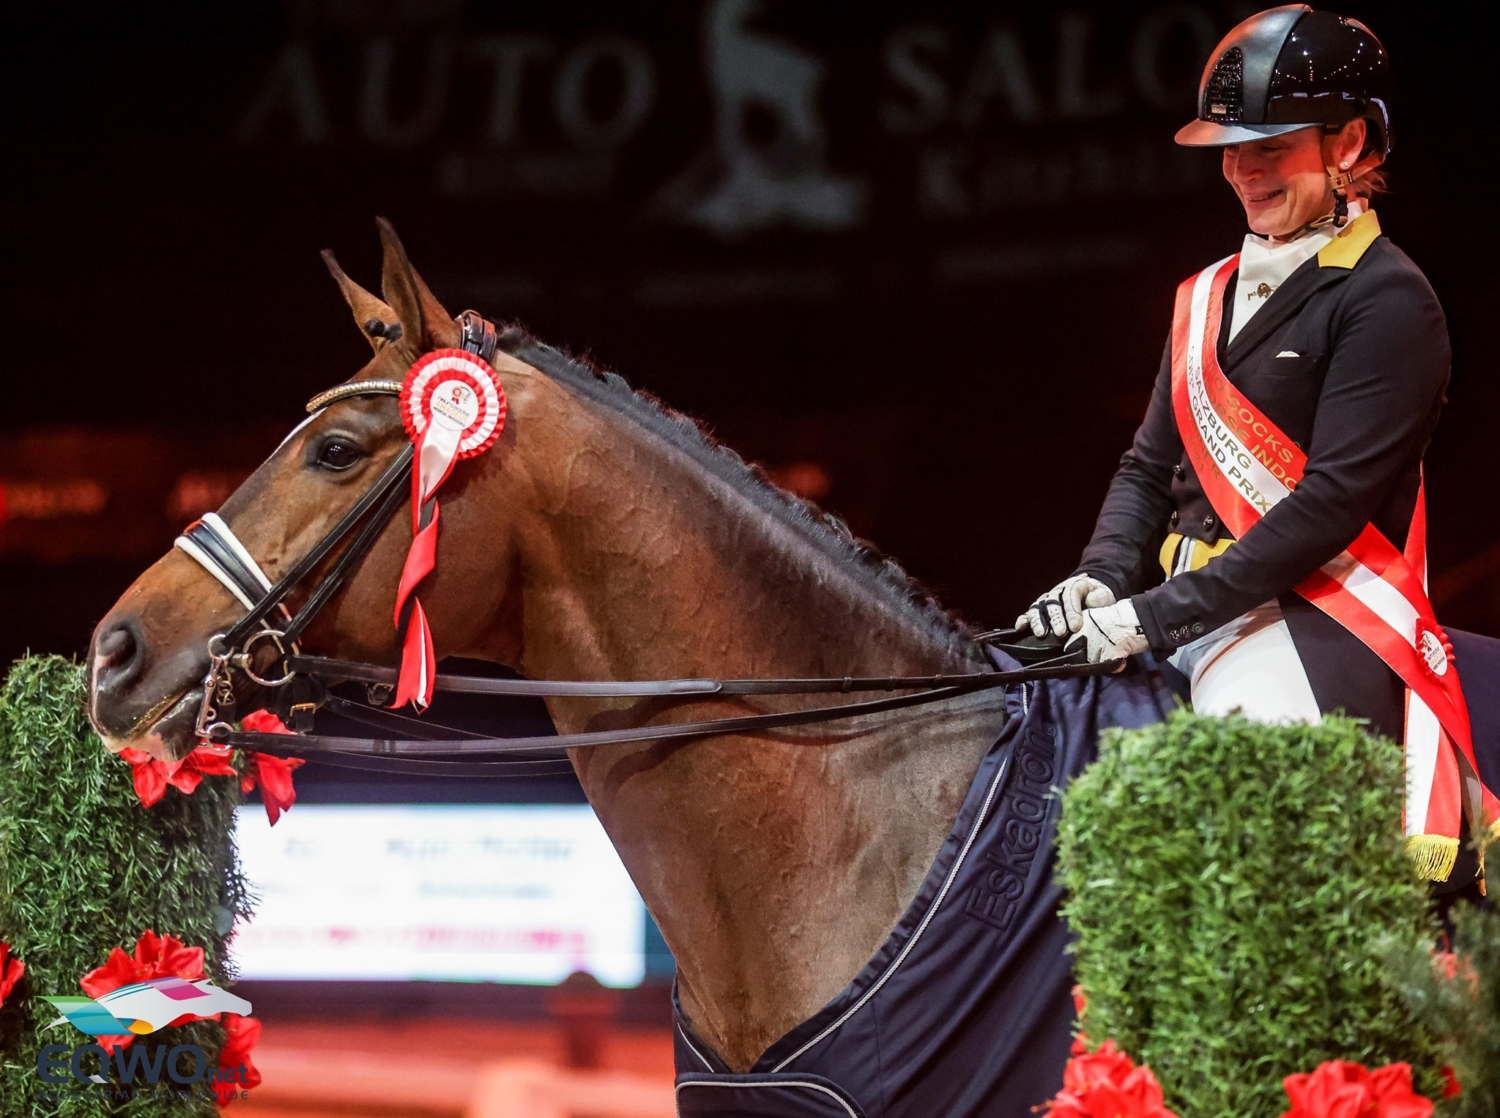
1057;709;1444;1118
0;655;252;1115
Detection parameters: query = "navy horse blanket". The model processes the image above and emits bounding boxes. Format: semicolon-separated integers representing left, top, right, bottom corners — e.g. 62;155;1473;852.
673;657;1175;1118
672;631;1500;1118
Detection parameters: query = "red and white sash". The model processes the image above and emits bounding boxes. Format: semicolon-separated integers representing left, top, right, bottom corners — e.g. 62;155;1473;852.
1170;252;1500;880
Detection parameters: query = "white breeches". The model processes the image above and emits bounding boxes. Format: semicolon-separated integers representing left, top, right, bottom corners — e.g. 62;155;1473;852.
1167;600;1323;725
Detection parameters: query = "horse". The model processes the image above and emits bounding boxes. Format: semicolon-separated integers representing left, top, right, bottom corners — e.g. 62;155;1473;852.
87;220;1170;1115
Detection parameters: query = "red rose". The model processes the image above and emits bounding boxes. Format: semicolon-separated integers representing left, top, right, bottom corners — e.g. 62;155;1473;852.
120;745;237;808
0;941;25;1008
1440;1067;1461;1100
239;742;305;827
1368;1065;1436;1118
240;711;293;736
213;1014;263;1106
1045;1040;1180;1118
80;930;209;1053
1280;1060;1433;1118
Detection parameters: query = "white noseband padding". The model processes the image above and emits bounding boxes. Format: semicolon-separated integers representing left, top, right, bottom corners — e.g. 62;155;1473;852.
174;512;276;612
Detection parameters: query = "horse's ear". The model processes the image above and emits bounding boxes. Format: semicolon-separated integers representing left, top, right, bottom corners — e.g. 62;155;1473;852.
321;250;400;354
376;217;460;353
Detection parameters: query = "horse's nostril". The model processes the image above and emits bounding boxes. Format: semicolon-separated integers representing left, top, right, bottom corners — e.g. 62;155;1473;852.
93;619;144;691
97;627;134;668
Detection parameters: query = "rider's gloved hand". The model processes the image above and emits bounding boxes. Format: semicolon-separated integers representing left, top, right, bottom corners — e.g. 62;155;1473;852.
1066;600;1149;663
1016;575;1117;639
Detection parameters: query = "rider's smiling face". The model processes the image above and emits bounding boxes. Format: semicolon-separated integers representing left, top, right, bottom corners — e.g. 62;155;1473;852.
1221;119;1367;241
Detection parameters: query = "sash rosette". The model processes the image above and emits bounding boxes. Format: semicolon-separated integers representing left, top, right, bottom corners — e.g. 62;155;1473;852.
1169;249;1499;879
394;349;506;709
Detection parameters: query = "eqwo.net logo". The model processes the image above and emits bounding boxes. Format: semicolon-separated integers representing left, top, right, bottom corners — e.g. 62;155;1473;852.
37;978;252;1098
46;976;250;1038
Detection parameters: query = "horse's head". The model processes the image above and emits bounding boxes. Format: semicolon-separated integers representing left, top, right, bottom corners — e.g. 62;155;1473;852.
89;220;531;761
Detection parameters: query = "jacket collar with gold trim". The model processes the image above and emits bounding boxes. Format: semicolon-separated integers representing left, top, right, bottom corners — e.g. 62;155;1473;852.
1220;211;1384;370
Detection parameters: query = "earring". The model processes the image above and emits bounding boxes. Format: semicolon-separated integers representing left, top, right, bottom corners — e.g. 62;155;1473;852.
1340;161;1350;169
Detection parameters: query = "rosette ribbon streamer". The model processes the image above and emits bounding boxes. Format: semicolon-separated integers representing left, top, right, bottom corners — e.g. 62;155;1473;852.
392;349;506;708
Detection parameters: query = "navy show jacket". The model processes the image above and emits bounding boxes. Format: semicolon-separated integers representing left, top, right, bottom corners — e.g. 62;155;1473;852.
1074;214;1451;652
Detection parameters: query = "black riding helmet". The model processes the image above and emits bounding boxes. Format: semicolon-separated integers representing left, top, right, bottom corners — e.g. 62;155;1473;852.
1176;4;1391;158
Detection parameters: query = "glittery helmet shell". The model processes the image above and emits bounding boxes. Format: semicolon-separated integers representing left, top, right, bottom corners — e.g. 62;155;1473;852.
1177;5;1391;155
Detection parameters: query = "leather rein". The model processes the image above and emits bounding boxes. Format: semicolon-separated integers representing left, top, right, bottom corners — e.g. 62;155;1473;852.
180;312;1106;777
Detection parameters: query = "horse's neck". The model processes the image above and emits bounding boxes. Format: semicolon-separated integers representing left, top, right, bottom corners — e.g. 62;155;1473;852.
506;382;1003;1070
508;385;974;686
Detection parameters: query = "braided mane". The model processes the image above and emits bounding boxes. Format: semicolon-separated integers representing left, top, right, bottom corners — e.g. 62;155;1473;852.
495;327;981;664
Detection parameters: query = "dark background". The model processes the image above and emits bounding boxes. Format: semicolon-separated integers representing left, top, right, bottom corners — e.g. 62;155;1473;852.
4;0;1497;678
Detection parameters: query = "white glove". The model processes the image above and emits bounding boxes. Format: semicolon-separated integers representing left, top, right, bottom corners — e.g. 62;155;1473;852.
1066;600;1149;663
1017;574;1117;639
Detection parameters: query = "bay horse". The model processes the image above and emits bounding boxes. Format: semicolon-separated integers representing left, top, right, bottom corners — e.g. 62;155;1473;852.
88;221;1162;1114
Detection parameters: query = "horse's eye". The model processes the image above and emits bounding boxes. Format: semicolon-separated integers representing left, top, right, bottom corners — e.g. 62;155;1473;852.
316;441;362;471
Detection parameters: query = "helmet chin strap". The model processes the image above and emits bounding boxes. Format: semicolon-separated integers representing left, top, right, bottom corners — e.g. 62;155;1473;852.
1310;151;1385;232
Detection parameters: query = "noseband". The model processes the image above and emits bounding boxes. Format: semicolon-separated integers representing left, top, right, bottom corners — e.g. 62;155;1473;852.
177;312;1104;776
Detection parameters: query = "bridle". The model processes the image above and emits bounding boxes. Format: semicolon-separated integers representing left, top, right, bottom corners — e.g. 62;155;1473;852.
178;312;1107;777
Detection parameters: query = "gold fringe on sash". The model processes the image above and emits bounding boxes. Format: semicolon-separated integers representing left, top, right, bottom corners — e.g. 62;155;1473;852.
1405;834;1459;882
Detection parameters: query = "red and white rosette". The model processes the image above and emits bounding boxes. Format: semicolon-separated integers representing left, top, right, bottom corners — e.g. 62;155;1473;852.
1418;627;1452;680
392;349;507;709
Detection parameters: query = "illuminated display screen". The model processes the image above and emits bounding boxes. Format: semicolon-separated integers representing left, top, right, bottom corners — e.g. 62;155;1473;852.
232;804;646;987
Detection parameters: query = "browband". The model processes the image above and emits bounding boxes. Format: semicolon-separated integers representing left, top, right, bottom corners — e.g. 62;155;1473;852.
305;379;403;415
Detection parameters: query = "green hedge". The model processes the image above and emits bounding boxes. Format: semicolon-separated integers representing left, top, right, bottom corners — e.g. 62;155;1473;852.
0;656;251;1115
1057;710;1444;1118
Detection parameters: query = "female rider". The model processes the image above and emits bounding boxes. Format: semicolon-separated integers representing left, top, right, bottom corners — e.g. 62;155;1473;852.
1016;6;1493;881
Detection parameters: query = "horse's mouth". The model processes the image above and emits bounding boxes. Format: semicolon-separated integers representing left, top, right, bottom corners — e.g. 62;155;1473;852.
95;690;203;763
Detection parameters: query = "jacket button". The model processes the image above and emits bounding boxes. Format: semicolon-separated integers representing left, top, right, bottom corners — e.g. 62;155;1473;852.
1202;515;1216;533
1191;622;1204;635
1169;511;1180;528
1172;464;1185;480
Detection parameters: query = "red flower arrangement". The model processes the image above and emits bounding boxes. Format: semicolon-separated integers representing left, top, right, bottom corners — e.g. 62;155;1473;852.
118;711;305;825
1279;1060;1434;1118
239;712;305;826
120;745;238;809
80;929;208;1052
1044;1040;1181;1118
77;929;264;1096
214;1013;263;1106
0;941;25;1008
1051;992;1439;1118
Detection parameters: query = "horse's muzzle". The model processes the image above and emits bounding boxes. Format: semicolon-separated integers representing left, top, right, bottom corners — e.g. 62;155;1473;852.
88;610;208;761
